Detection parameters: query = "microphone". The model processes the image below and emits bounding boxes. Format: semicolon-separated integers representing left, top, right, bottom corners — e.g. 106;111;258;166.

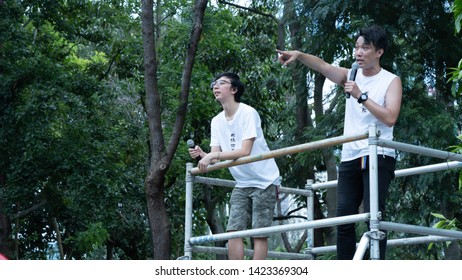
346;62;359;98
187;139;195;149
187;139;200;162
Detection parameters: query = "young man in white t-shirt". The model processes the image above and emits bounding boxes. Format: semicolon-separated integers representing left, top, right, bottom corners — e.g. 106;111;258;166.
189;72;280;260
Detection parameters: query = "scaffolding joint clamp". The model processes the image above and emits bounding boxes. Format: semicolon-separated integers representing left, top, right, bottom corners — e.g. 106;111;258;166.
369;230;386;241
303;248;314;260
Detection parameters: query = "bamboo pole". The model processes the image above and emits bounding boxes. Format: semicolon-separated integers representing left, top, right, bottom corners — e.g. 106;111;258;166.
190;132;368;175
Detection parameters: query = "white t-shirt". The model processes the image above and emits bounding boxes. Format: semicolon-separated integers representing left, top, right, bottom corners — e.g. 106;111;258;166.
210;103;280;189
341;68;398;161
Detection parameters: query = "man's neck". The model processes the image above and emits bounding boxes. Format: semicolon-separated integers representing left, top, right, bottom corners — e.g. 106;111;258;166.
362;64;382;77
222;101;240;121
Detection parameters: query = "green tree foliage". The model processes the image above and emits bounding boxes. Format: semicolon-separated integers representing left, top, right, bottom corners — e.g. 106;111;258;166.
449;0;462;97
385;0;462;260
1;0;150;259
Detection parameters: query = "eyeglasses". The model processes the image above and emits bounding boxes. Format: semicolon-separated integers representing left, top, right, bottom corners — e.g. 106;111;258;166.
210;80;231;89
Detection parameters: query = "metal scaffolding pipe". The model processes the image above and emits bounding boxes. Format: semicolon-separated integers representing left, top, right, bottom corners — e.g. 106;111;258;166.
309;161;462;191
194;176;236;188
387;235;458;247
190;132;368;175
189;213;369;245
394;161;462;177
368;124;380;260
353;233;370;260
379;139;462;161
306;180;314;255
183;163;194;260
194;176;311;196
194;161;462;196
192;246;312;260
309;235;459;255
311;180;338;190
380;221;462;239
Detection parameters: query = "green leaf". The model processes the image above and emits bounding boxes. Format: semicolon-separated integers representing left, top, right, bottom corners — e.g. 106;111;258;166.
430;212;447;220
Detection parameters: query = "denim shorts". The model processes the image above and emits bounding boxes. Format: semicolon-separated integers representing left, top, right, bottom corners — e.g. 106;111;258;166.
226;184;277;238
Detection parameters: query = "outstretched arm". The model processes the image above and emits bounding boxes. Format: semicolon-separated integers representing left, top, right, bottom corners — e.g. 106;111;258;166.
276;49;349;86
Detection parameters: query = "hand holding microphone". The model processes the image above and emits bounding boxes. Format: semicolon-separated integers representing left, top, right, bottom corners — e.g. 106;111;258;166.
345;62;359;98
188;138;210;162
187;139;202;161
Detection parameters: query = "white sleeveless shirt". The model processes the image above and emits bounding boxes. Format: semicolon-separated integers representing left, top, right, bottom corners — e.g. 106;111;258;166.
210;103;280;189
341;68;398;161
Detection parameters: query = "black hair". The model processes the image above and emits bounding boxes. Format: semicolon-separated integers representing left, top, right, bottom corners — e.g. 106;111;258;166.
213;72;245;102
357;25;388;54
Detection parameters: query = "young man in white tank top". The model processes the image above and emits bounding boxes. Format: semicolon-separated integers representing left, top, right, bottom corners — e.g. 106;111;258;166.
277;25;402;259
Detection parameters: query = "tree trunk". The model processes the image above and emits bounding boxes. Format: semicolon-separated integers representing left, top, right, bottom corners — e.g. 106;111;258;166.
0;207;12;259
282;0;325;249
321;148;337;245
51;217;64;260
444;241;461;260
106;241;114;260
141;0;208;259
145;173;171;259
314;73;338;245
141;0;170;259
0;174;13;259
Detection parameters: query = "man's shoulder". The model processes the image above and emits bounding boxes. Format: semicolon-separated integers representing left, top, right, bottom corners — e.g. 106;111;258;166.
380;68;398;79
211;110;225;122
239;103;258;114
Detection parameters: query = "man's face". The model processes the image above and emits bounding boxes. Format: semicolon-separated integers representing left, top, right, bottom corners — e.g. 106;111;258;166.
211;78;234;102
354;36;383;68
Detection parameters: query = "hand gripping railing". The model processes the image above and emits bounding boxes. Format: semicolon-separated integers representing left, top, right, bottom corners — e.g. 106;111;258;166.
189;132;369;175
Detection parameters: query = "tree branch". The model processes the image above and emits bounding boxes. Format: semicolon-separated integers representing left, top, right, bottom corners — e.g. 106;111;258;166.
165;0;208;165
218;0;279;23
273;215;307;221
11;201;47;220
100;47;124;81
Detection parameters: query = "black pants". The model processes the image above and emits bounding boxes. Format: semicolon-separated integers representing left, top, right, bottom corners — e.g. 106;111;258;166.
336;155;396;260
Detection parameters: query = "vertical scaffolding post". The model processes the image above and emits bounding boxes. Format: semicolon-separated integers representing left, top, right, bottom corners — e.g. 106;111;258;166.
368;124;380;260
305;179;314;259
183;163;194;260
